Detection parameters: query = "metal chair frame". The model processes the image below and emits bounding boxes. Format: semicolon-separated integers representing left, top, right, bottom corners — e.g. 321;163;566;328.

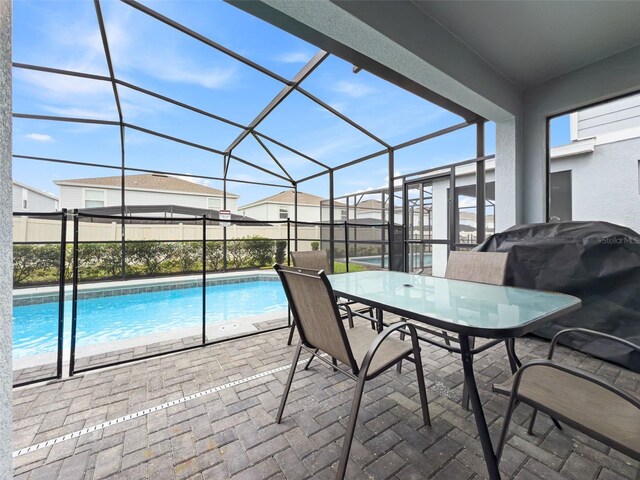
495;328;640;463
274;264;430;480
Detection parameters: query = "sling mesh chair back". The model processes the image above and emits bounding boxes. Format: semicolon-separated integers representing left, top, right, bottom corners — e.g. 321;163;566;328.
493;328;640;463
290;250;331;272
274;264;430;480
287;251;374;346
445;251;509;285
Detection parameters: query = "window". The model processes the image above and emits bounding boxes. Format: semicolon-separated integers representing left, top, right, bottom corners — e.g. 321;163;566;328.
21;188;28;210
340;209;347;221
22;199;28;210
84;189;105;208
207;197;222;210
279;207;289;220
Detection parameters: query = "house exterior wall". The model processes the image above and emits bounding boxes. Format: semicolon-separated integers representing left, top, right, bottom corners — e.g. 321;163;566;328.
550;137;640;233
572;94;640;140
239;203;345;223
58;186;236;213
12;184;58;212
0;0;12;473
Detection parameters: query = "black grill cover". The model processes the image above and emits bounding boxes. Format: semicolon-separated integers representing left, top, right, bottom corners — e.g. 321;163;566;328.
475;221;640;371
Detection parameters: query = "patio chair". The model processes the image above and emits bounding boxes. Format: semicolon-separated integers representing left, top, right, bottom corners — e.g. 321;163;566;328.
286;250;374;345
398;251;511;408
274;264;430;480
493;328;640;463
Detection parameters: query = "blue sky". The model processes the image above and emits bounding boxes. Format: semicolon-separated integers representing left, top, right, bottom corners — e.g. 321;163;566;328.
13;0;502;206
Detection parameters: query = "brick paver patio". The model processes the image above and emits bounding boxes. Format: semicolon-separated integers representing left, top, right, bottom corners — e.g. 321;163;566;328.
11;316;640;479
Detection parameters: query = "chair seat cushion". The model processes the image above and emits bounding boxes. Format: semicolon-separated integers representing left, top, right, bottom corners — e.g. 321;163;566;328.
346;326;412;377
494;365;640;460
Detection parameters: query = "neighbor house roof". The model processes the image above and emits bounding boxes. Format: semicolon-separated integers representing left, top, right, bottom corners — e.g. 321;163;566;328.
239;190;345;209
54;174;238;198
12;180;59;201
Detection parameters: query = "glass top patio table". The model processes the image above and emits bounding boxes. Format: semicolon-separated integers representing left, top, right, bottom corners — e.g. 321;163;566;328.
328;270;581;339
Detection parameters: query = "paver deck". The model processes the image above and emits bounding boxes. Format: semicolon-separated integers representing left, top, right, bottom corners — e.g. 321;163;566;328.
12;315;640;479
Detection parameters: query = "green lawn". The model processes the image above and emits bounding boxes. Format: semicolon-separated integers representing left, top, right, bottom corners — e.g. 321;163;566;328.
333;262;367;273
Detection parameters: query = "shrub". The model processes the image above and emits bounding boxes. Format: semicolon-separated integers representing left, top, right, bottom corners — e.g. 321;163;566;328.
206;241;224;271
173;242;202;273
13;244;59;285
226;240;246;269
97;243;123;278
241;236;275;267
275;240;287;264
311;241;319;251
127;241;177;275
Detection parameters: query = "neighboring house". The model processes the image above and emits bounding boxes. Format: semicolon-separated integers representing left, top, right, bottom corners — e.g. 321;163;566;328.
548;94;640;233
55;174;238;213
12;180;59;212
348;199;385;221
238;190;345;223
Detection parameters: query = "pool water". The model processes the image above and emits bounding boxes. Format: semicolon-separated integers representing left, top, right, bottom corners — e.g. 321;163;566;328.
13;280;287;359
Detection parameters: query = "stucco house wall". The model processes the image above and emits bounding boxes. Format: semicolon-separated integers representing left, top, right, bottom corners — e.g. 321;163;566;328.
12;182;58;212
58;185;237;213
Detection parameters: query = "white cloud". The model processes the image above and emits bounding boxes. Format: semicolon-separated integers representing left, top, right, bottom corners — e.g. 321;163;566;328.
331;80;377;98
25;133;53;142
152;64;237;90
276;51;312;63
101;6;239;91
170;174;212;187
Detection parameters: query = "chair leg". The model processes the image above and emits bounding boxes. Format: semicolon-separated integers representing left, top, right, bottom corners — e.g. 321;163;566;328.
396;330;406;374
442;330;452;347
344;306;354;328
335;372;367;480
527;409;538;435
304;348;319;370
496;389;519;464
461;336;476;410
411;351;431;426
275;342;303;423
287;323;296;346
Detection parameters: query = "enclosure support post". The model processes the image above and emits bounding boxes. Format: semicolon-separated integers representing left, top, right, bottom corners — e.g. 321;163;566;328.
449;167;457;252
56;209;67;378
286;218;291;266
69;210;79;377
344;221;349;272
223;178;228;273
202;215;207;346
293;184;298;251
120;125;126;281
476;121;486;244
387;149;395;270
329;170;335;273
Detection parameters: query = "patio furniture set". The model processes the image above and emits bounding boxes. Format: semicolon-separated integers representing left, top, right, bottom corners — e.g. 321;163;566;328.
275;250;640;480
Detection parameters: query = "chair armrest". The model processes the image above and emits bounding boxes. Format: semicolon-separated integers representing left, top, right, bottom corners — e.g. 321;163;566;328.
548;328;640;359
508;359;640;409
358;322;421;377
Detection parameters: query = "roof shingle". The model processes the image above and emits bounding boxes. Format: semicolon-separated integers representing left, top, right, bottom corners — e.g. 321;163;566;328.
55;174;237;197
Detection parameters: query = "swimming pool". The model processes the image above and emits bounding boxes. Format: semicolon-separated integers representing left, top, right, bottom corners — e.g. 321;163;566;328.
351;253;432;268
12;278;287;359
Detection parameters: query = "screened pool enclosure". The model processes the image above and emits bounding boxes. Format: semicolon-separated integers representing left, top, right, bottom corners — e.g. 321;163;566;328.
12;0;495;386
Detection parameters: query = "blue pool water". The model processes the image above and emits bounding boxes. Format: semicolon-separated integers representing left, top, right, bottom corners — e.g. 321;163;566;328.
13;280;287;359
351;253;432;268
